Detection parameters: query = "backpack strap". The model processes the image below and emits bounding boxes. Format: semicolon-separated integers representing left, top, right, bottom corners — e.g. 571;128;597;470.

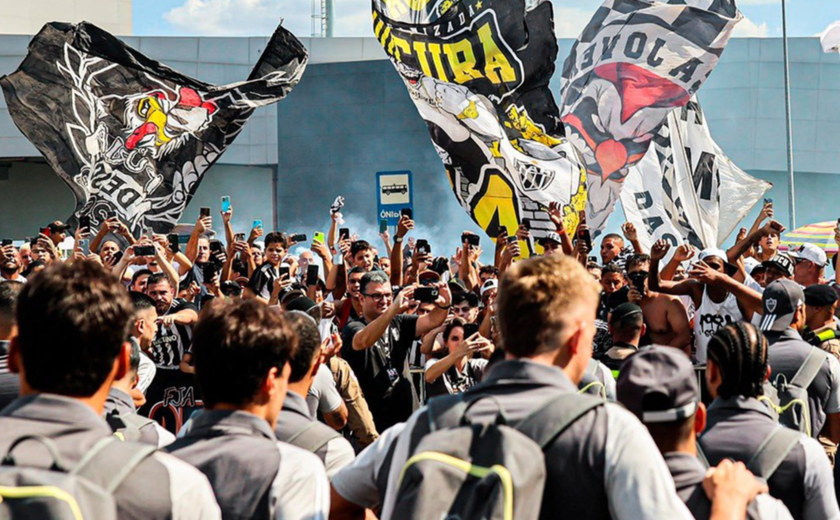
746;426;800;480
516;393;604;449
287;421;341;453
791;348;825;389
71;437;157;493
427;394;469;432
586;358;599;378
696;444;710;470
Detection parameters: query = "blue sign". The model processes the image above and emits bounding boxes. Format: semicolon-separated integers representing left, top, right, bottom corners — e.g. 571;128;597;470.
376;170;413;227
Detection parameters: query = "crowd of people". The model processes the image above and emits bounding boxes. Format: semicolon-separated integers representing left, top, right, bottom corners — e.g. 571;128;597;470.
1;197;840;519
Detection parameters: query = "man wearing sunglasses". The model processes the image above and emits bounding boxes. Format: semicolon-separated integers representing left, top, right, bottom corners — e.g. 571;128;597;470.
341;270;451;432
790;243;828;288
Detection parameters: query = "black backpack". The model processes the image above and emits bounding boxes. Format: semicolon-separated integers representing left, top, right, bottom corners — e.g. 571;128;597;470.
390;393;604;520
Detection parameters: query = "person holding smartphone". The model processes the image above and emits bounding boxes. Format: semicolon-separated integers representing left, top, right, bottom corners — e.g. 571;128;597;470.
245;232;291;305
423;318;492;398
0;244;25;283
341;270;451;432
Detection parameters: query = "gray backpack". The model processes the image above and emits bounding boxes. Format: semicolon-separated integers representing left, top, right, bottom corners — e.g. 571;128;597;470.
390;393;603;520
578;358;608;400
0;435;157;519
759;347;825;437
286;421;341;454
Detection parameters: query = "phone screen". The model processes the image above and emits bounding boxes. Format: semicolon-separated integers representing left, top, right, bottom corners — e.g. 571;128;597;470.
400;208;413;220
200;207;211;218
339;228;350;241
306;264;319;286
279;265;291;278
380;219;388;233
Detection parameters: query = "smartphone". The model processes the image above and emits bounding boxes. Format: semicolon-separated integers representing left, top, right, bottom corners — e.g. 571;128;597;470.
279;265;291;279
112;251;123;263
463;323;480;339
400;208;413;220
464;234;480;247
414;286;440;303
106;210;118;219
339;228;350;241
134;245;155;257
1;239;12;247
588;255;598;264
200;207;211;218
39;227;51;238
209;240;224;255
764;198;773;205
78;216;91;230
290;233;307;243
221;196;231;213
201;262;217;281
167;233;180;254
306;264;320;286
313;231;325;243
253;219;263;229
416;239;431;254
521;218;531;230
379;219;388;234
577;227;592;251
234;233;246;242
78;239;89;256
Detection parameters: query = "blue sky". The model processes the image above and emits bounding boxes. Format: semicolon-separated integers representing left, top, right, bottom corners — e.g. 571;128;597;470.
133;0;840;39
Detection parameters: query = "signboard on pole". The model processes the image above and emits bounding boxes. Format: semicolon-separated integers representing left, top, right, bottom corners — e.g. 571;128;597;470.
376;170;413;226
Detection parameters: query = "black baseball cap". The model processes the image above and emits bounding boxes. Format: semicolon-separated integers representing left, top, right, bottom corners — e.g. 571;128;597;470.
47;221;72;232
804;284;838;307
609;302;643;325
760;279;805;332
761;253;794;278
616;346;699;424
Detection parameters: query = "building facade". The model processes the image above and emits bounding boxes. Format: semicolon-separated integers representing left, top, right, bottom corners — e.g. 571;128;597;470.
1;32;839;248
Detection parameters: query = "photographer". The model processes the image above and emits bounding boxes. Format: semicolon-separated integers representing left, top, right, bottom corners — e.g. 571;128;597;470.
341;271;451;431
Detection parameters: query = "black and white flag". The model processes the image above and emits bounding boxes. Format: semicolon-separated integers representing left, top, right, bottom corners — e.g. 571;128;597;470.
621;98;771;255
1;22;307;234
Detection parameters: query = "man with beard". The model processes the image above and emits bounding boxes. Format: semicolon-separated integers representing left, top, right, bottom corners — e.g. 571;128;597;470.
0;244;25;283
144;273;198;371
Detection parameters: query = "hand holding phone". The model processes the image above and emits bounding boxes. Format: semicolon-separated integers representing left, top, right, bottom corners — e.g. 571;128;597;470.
306;264;320;286
400;208;413;220
339;228;350;241
313;231;326;244
221;196;231;213
200;207;211;218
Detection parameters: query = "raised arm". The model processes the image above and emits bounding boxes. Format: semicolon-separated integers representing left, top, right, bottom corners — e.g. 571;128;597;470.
416;284;452;337
186;215;212;262
621;222;644;254
690;262;763;317
352;287;414;351
727;220;785;265
390;215;413;287
649;240;703;303
660;244;696;281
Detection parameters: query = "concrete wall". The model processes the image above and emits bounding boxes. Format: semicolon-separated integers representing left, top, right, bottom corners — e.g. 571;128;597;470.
0;162;275;238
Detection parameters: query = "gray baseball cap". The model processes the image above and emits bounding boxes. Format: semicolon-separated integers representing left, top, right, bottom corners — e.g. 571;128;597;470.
616;346;698;424
760;279;805;332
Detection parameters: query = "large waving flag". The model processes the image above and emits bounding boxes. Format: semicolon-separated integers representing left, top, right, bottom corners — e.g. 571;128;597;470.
372;0;587;256
821;21;840;54
1;22;307;234
621;97;770;255
561;0;741;232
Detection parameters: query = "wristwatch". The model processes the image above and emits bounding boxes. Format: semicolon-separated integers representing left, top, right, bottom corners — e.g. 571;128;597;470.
394;236;404;243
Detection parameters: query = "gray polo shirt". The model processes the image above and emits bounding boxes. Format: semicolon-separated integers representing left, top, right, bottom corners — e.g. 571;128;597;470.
277;391;355;478
167;409;329;520
700;396;839;520
0;394;220;520
332;359;693;520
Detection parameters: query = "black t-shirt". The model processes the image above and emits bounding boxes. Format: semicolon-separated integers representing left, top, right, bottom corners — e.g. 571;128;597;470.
150;299;197;370
341;314;420;432
0;341;19;410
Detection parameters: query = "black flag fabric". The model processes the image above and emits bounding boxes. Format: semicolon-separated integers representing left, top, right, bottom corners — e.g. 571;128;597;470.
1;22;307;234
372;0;588;256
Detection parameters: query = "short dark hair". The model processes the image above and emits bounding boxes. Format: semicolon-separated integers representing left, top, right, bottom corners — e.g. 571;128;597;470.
16;262;132;397
359;270;389;295
130;269;153;286
145;272;171;288
264;232;288;249
0;281;23;328
348;266;368;278
602;233;624;243
586;262;601;271
129;291;156;315
443;318;466;341
602;262;623;276
452;292;478;308
479;265;499;277
626;254;651;271
285;313;322;383
351;241;372;256
129;338;141;375
192;299;297;407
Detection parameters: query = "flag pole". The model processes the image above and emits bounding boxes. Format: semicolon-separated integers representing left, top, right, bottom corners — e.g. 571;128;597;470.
781;0;796;228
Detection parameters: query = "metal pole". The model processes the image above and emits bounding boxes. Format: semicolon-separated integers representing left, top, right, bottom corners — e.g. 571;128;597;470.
781;0;796;228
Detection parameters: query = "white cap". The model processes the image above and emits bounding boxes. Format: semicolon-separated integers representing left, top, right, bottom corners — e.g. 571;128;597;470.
788;243;827;267
480;278;498;297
